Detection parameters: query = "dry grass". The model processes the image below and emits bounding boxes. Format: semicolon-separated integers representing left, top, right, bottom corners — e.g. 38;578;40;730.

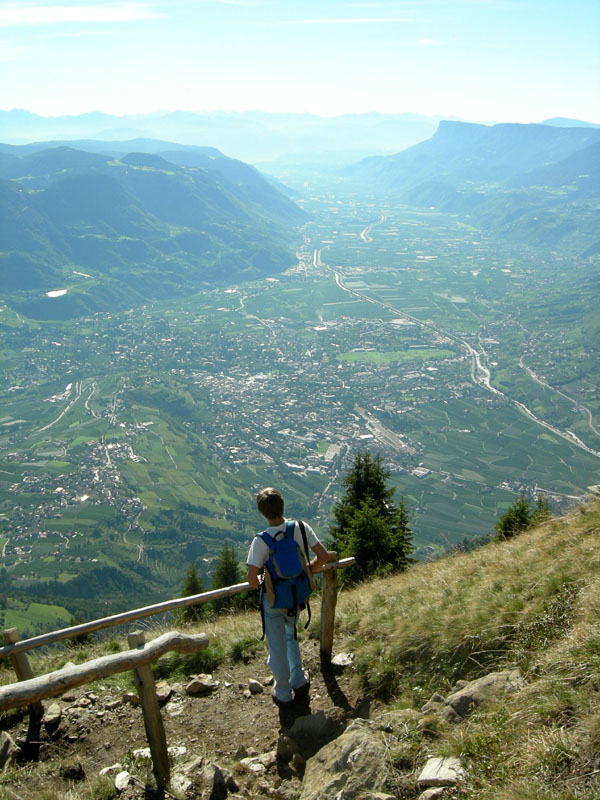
330;500;600;798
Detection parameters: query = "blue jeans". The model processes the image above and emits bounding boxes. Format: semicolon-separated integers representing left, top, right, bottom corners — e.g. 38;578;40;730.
262;595;308;702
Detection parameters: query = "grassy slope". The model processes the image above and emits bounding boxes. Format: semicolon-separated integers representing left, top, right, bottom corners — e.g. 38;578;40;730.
336;499;600;799
1;501;598;799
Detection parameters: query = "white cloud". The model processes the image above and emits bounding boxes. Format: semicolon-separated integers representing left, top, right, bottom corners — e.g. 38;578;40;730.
0;4;162;26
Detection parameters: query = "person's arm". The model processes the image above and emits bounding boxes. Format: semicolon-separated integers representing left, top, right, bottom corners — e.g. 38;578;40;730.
308;541;332;572
246;564;262;588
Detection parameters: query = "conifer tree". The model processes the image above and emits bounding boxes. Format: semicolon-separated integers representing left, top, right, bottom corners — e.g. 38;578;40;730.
177;562;205;623
330;451;413;582
494;493;551;540
210;541;242;611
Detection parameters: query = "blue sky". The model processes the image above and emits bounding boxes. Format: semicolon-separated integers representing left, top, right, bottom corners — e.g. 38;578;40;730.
1;0;599;122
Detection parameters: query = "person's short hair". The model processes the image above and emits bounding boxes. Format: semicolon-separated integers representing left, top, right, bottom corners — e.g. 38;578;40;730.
256;487;284;519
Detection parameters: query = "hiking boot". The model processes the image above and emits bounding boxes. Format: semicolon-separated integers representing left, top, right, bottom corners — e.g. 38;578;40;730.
272;689;293;708
293;680;310;700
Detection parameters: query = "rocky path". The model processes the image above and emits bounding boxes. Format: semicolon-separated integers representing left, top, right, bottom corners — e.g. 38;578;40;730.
2;639;364;800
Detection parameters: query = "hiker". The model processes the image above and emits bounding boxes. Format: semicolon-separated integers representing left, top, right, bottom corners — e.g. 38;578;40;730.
246;487;330;706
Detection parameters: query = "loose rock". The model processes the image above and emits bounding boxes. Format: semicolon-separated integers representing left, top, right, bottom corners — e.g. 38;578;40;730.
171;772;193;795
186;674;220;695
155;680;173;704
331;652;354;667
418;788;449;799
114;770;131;791
248;679;264;694
99;763;122;776
417;757;465;787
43;702;62;730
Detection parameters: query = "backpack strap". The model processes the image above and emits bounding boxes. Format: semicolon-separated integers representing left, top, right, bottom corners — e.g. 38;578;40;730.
257;530;275;550
282;520;295;541
297;520;310;561
297;520;312;630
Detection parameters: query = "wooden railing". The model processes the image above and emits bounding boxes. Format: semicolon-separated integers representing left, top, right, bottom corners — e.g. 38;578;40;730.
0;556;354;789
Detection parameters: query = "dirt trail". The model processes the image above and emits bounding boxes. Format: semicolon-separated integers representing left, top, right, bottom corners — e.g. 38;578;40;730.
3;637;364;799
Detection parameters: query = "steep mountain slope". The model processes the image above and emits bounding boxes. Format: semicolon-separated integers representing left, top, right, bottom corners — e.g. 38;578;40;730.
345;121;600;254
347;120;600;189
0;144;306;319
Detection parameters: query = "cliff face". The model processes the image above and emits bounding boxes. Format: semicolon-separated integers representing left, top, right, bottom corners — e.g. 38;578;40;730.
1;500;599;799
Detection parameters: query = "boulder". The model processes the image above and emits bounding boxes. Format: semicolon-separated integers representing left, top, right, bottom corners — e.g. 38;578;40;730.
0;732;21;770
445;669;524;719
417;757;465;787
300;719;388;800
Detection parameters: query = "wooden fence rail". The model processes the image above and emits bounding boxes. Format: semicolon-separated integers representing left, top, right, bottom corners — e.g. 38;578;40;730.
0;557;354;662
0;631;208;713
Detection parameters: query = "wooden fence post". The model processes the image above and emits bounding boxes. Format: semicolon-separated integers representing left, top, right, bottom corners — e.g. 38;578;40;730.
319;552;338;668
127;631;170;789
3;628;44;721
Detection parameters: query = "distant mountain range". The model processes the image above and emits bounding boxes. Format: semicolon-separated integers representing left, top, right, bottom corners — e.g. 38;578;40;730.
0;110;470;165
344;121;600;255
0;141;306;319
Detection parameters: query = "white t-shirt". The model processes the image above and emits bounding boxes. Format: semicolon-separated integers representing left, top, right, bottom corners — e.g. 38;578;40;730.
246;519;320;569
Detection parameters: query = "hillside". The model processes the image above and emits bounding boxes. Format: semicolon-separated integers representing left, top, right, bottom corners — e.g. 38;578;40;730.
1;501;598;799
344;121;600;255
0;142;306;320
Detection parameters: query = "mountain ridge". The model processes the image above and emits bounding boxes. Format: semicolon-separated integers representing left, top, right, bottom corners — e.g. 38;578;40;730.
344;121;600;254
0;142;306;319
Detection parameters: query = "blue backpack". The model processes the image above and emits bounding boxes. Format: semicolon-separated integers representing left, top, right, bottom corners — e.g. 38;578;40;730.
257;520;316;637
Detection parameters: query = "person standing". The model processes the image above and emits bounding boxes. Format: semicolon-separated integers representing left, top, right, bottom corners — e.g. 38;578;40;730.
246;487;329;706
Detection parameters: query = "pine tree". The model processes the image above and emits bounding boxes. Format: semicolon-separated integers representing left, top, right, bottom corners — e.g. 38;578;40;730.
210;542;242;612
330;451;413;582
177;562;205;623
494;493;551;540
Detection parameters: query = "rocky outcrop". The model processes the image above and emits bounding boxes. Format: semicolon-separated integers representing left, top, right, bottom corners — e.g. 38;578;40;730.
299;719;388;800
421;669;525;722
